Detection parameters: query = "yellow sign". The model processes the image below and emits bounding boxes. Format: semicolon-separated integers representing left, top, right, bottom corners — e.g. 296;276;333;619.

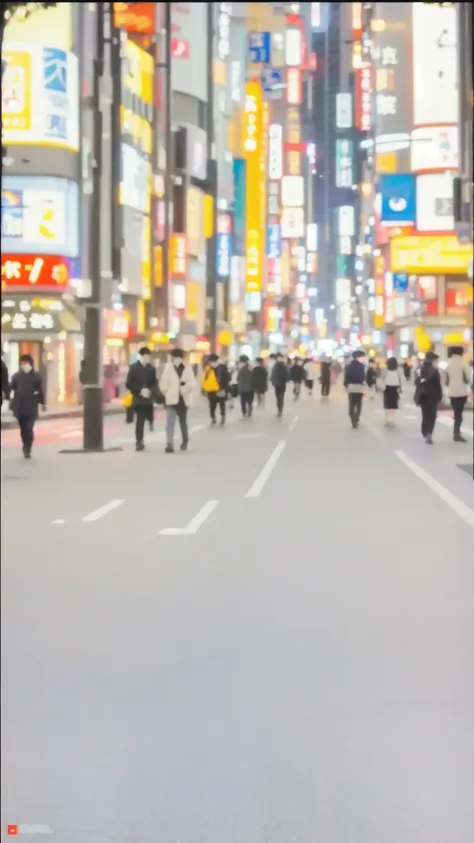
3;3;73;49
244;81;263;293
376;152;396;174
185;281;199;322
204;195;214;239
1;50;31;133
154;246;163;288
142;218;151;300
187;187;204;257
390;236;473;275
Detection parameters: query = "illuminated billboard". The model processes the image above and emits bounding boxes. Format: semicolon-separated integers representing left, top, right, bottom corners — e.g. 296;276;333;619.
412;3;458;126
244;81;264;293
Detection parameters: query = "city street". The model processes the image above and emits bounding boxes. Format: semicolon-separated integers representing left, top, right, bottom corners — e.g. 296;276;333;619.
2;391;474;843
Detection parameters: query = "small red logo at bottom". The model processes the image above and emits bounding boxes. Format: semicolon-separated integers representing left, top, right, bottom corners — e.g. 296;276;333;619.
7;827;18;836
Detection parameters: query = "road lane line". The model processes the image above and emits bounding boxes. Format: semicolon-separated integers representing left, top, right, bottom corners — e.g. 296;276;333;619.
160;499;219;536
289;415;299;431
82;499;125;523
51;519;65;525
395;450;474;529
245;440;286;498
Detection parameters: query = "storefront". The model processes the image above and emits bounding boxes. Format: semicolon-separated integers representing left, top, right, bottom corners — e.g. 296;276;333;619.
1;296;83;406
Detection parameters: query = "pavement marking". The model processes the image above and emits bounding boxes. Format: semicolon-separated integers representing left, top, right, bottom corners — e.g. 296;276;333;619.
288;415;299;431
82;499;125;523
395;450;474;529
51;519;65;525
160;499;219;536
245;440;286;499
436;416;473;438
233;432;266;440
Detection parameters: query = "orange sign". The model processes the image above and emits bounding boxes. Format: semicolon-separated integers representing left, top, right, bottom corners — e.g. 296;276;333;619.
244;81;264;293
1;254;70;288
113;2;155;34
169;234;187;278
104;309;130;339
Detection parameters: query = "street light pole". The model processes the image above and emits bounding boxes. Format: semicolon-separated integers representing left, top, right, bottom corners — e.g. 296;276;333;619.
206;3;218;353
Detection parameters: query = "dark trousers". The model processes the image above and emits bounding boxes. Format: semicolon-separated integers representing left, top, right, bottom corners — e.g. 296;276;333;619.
420;400;437;437
306;379;314;393
240;391;253;415
348;393;363;425
144;404;154;428
274;386;286;414
208;392;226;421
135;405;150;443
321;379;330;397
18;415;35;452
451;396;466;436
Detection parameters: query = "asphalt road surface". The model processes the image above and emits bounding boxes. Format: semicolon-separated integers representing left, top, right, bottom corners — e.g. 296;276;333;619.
2;390;474;843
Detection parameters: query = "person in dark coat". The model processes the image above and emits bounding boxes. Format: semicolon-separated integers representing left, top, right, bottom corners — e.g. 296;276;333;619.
9;354;45;458
289;357;305;399
320;358;332;398
414;351;443;444
237;356;254;417
344;350;366;428
251;357;268;406
125;346;158;451
1;356;10;407
271;352;289;417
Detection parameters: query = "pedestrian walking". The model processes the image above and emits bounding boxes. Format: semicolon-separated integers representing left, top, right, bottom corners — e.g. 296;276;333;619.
201;353;229;425
1;355;10;407
319;357;332;398
159;348;195;453
414;351;442;445
237;356;254;417
289;357;305;400
125;346;158;451
344;350;366;429
403;360;412;382
444;345;471;442
382;356;402;426
252;357;268;406
303;357;317;396
365;358;378;399
271;352;289;417
9;354;45;458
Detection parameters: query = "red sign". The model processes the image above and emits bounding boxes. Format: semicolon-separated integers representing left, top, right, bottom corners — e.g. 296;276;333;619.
1;254;70;289
171;39;189;58
104;309;130;339
355;64;372;132
286;68;302;106
113;2;155;35
7;827;18;837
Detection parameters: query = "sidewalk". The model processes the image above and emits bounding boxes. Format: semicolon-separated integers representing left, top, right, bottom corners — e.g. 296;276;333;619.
1;400;124;429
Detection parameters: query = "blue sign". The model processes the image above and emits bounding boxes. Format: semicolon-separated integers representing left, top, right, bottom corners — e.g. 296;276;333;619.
1;189;23;238
393;272;409;292
267;224;281;259
379;174;416;226
43;48;69;142
248;31;271;64
261;67;282;94
233;159;246;256
216;233;231;279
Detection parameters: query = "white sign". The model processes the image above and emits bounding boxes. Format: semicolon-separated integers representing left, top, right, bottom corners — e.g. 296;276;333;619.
416;173;454;233
359;65;372;132
282;175;304;208
1;188;66;245
231;60;242;104
217;4;231;61
285;29;301;67
411;126;458;172
336;93;352;129
338;206;355;237
335;278;351;305
281;207;304;238
306;223;318;252
268;124;283;180
412;4;458;127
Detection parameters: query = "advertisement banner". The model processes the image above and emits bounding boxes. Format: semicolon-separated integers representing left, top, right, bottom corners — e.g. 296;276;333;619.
311;3;329;33
268;124;283;180
186;187;205;259
2;3;72;50
336;93;352;129
285;29;302;67
171;3;208;102
169;235;187;278
410;126;458;173
216;233;231;278
335;140;353;188
373;2;412;164
390;235;471;275
233;158;246;256
267;224;281;260
282;175;304;208
1;176;79;256
2;45;79;150
379;174;416;226
1;253;72;289
355;64;371;132
113;2;155;34
416;173;454;233
286;68;302;106
412;3;457;127
248;32;271;64
281;208;304;239
244;81;263;292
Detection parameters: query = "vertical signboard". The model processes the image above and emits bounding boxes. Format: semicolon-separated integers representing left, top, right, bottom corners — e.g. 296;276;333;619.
244;81;263;293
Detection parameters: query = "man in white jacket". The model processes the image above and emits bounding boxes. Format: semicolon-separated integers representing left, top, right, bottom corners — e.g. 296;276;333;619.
445;346;471;443
159;348;195;453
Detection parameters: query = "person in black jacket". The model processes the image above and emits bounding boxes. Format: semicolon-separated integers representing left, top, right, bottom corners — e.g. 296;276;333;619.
1;356;10;407
9;354;45;458
271;352;289;417
414;351;443;444
125;347;158;450
365;359;378;398
320;358;332;398
343;350;366;428
209;353;230;425
251;357;268;406
289;357;305;399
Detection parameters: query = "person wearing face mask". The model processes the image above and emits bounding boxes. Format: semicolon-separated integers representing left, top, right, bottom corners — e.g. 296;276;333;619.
9;354;45;458
125;346;158;451
159;348;195;453
201;353;229;425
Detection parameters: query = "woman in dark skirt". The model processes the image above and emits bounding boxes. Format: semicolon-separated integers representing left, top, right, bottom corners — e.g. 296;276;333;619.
382;356;402;426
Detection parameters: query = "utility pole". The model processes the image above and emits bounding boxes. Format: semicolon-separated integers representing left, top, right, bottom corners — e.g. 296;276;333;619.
162;1;172;334
206;3;218;353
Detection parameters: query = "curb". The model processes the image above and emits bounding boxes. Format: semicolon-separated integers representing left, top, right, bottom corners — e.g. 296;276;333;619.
1;406;124;430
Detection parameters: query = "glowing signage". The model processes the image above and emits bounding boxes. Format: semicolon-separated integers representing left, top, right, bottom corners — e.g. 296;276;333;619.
113;3;154;34
412;4;458;127
281;207;304;239
268;124;283;180
169;234;187;277
390;236;472;275
244;81;263;292
285;29;301;67
355;64;372;132
335;140;353;188
282;175;304;208
286;68;302;106
410;126;458;173
217;4;231;60
1;253;70;288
